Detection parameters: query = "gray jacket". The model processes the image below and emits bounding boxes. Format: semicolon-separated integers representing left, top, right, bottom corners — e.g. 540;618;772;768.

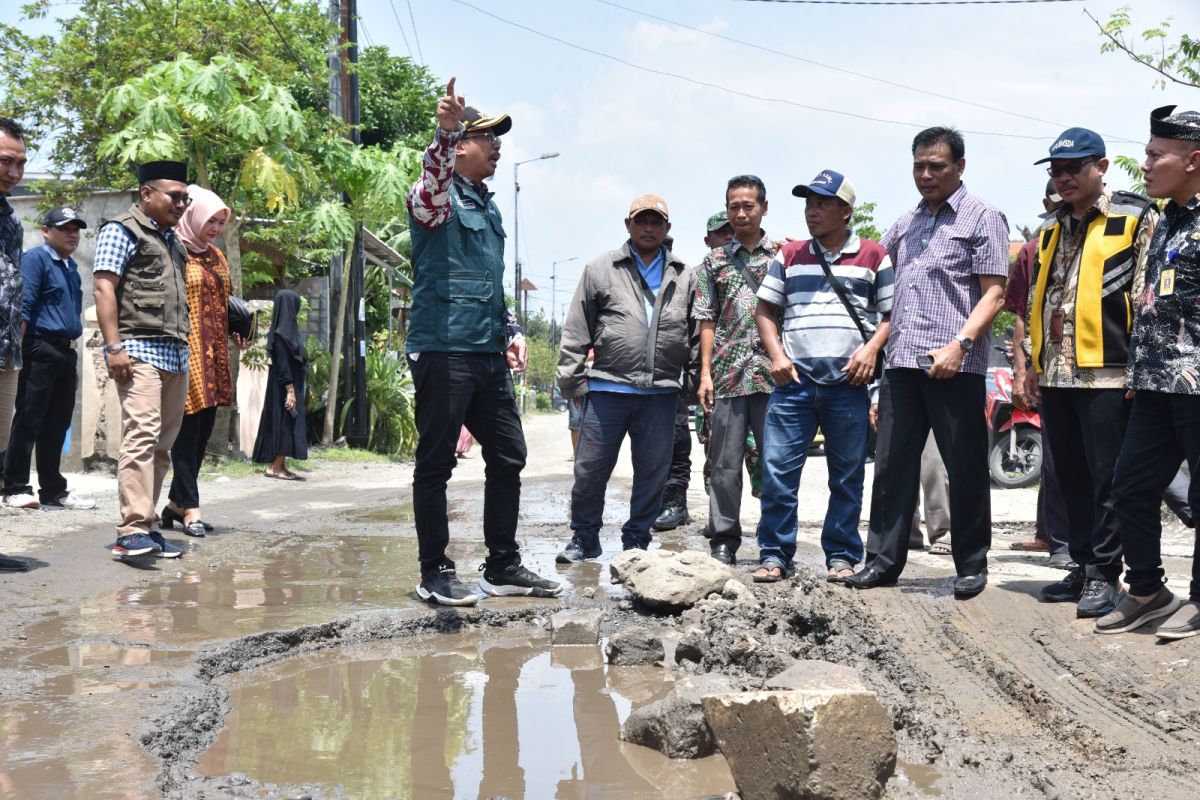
557;242;698;399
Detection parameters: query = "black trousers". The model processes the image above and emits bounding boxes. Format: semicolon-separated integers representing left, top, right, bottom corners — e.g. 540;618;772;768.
662;393;692;504
168;406;219;509
1109;391;1200;600
2;337;75;501
870;368;991;578
409;352;526;572
1039;386;1129;582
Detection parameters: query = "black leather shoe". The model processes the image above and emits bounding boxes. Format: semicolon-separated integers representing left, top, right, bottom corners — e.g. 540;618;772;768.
652;503;689;532
953;572;988;598
710;542;736;566
844;566;899;590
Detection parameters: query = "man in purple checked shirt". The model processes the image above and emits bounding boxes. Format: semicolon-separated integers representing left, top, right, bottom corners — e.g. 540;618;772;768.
844;126;1009;599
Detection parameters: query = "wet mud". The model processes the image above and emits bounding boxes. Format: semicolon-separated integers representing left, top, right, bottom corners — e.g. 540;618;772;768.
2;413;1198;799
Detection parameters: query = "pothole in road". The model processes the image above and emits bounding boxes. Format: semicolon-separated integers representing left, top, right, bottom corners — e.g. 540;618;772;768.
195;631;737;800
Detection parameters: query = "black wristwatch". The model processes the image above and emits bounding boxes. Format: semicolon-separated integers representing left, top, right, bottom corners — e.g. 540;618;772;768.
953;334;974;352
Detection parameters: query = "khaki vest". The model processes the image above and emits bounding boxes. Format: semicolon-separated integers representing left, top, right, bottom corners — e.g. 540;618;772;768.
1030;191;1151;371
111;205;190;341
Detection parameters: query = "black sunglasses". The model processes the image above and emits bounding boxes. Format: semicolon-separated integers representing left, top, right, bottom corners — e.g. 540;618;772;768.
1046;159;1096;178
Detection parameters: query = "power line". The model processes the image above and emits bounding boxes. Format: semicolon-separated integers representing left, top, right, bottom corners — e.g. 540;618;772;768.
450;0;1060;141
249;0;313;78
734;0;1081;5
386;0;416;61
593;0;1136;144
406;0;426;66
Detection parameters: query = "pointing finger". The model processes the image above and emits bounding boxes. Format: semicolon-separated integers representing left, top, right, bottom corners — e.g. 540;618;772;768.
446;76;456;98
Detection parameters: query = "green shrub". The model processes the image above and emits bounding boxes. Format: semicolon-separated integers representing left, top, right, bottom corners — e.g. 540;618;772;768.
535;391;551;411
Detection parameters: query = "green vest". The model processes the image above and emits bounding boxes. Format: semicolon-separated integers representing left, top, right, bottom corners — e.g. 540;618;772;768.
405;176;507;353
111;205;190;342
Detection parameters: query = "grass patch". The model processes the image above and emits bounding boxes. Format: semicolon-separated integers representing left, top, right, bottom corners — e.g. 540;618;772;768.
198;446;403;481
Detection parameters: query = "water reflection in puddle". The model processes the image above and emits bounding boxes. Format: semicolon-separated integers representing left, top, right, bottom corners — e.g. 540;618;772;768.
198;633;736;799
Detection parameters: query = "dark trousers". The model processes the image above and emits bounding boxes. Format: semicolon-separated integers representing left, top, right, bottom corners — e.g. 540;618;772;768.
1109;391;1200;600
570;391;676;549
1164;463;1193;528
409;352;526;572
1035;408;1071;552
2;337;75;501
167;406;218;509
870;368;991;578
662;393;692;504
1039;387;1129;582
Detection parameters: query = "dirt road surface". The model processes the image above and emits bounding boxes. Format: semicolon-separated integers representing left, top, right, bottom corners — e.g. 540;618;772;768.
0;410;1195;799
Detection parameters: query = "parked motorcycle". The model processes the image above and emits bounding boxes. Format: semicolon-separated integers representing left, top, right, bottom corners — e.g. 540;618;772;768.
986;361;1043;489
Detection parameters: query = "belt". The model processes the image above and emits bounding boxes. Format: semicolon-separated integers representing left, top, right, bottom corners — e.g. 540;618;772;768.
33;333;77;349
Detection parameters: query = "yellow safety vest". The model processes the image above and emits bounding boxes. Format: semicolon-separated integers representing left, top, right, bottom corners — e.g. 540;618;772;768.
1030;192;1150;371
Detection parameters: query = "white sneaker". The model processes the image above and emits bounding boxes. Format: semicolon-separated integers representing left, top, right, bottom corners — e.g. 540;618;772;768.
43;492;96;510
3;493;40;510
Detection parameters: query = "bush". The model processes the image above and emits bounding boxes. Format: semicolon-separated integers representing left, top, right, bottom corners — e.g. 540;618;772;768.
535;391;551;411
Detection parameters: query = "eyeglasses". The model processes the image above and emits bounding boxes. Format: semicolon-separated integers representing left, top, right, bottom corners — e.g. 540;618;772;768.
463;130;499;145
1046;159;1096;178
150;186;192;207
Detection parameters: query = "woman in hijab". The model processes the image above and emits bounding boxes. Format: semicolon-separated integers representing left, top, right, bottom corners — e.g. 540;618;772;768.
253;289;307;479
163;185;243;537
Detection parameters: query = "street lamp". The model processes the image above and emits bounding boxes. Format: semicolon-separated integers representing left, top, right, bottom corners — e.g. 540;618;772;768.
550;256;579;344
513;152;559;324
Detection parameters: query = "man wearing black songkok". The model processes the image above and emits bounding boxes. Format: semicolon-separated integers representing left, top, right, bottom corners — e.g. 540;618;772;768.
1095;106;1200;638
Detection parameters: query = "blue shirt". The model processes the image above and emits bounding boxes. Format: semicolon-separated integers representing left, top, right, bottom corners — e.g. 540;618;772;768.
22;243;84;340
588;244;675;396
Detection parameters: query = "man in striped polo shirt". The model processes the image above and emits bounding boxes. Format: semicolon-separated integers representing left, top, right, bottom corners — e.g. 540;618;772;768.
846;127;1009;598
753;170;893;582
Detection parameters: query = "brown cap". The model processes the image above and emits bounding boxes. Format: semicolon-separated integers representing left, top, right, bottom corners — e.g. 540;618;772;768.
627;193;669;221
462;106;512;137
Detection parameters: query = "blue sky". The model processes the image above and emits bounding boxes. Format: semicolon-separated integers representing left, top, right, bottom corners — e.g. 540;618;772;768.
20;0;1199;323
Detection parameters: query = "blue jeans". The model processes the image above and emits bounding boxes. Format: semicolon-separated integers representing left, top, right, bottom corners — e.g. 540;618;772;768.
570;391;676;550
756;376;869;570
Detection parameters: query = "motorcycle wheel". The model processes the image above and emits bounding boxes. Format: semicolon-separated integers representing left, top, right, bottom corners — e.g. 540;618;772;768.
988;429;1042;489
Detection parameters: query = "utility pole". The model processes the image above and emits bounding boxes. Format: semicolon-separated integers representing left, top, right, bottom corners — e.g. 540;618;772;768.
550;256;579;345
512;152;560;323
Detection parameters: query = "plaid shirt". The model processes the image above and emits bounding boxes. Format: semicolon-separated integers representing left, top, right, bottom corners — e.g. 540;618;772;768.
881;183;1009;375
693;233;779;398
93;221;189;373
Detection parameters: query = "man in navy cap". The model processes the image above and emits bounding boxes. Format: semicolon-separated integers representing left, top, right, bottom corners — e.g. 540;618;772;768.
1095;105;1200;638
2;207;95;512
93;160;192;560
1022;128;1158;618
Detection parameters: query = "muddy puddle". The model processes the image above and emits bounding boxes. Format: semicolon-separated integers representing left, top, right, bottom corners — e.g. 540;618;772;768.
197;631;736;800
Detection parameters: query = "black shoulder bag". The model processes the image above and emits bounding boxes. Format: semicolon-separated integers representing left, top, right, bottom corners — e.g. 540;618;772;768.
813;245;885;377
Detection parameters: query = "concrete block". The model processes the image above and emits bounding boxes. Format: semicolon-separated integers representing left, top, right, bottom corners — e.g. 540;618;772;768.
551;609;603;645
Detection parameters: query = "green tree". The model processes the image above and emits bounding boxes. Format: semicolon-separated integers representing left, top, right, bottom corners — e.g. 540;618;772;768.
1089;6;1200;90
524;338;558;394
850;201;882;241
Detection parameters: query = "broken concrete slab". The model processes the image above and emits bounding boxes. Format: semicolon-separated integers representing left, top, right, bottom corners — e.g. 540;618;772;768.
721;578;757;605
609;549;739;612
605;626;666;666
702;689;896;800
765;660;866;692
622;674;740;759
550;609;603;645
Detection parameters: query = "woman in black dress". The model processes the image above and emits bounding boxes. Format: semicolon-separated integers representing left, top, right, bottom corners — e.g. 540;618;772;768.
253;290;307;479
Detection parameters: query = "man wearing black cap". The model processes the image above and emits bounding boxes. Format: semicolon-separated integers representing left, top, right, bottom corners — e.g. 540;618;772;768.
2;207;95;512
1095;105;1200;638
405;77;562;606
1023;128;1158;618
93;160;193;560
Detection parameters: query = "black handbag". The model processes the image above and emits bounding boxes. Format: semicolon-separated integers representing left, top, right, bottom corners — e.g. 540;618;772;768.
813;245;885;377
227;296;257;341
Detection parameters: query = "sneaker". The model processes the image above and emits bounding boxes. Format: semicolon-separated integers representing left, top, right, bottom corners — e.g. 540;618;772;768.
652;503;689;532
479;562;564;598
0;552;28;572
556;537;602;564
416;564;479;607
3;493;40;510
42;491;96;510
112;533;163;558
1076;579;1121;618
1040;567;1085;602
1094;587;1181;635
1046;552;1077;570
147;532;183;559
1155;600;1200;641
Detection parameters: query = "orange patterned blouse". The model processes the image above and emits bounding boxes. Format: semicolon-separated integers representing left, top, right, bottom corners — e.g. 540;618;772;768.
183;247;234;415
